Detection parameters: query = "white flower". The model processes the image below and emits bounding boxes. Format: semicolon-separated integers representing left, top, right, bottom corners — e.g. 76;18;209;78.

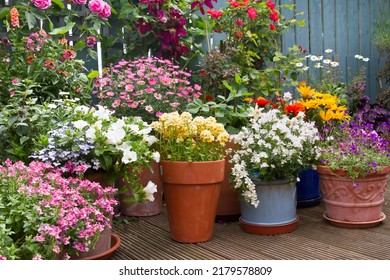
325;49;333;53
152;152;160;163
296;62;303;67
104;128;126;145
72;120;89;130
122;149;137;164
302;66;309;71
330;61;339;67
363;57;369;62
143;181;157;201
59;91;69;96
85;127;96;140
146;135;158;146
323;59;331;64
283;92;293;101
75;105;90;114
314;63;322;68
48;104;57;109
93;105;112;120
354;54;364;60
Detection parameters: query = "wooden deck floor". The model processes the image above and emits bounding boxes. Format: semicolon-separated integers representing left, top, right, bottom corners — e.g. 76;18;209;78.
111;190;390;260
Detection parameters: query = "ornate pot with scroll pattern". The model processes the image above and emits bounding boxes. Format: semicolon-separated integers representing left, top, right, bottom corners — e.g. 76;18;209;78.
317;165;389;228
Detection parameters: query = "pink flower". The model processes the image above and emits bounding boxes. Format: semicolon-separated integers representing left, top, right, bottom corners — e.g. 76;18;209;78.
98;2;111;18
266;0;276;10
235;19;243;27
247;7;257;19
31;0;51;10
88;0;105;14
73;0;87;4
32;254;43;260
86;36;97;47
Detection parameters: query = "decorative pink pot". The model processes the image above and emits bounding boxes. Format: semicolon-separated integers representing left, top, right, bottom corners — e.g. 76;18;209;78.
317;165;389;228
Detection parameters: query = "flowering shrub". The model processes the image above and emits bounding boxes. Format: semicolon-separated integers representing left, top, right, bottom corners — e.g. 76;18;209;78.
318;120;390;179
230;107;320;207
202;0;305;95
0;160;117;260
0;29;90;105
31;105;160;202
151;111;229;161
93;57;202;123
108;0;206;61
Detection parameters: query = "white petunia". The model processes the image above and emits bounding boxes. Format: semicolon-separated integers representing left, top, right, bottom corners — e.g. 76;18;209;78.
121;149;137;164
143;181;157;201
93;105;112;120
85;127;96;139
152;152;160;163
104;128;126;145
72;120;89;130
75;105;90;114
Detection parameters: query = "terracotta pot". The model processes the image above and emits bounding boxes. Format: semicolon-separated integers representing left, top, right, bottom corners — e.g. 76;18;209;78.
70;224;112;260
160;159;224;243
239;179;299;235
216;141;241;222
118;162;163;216
70;233;121;260
85;171;115;188
317;165;389;228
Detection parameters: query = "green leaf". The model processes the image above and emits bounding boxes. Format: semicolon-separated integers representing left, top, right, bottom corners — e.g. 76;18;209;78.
73;40;86;51
25;12;36;30
234;73;242;85
49;22;75;35
0;7;10;19
88;70;100;79
87;49;98;61
52;0;65;9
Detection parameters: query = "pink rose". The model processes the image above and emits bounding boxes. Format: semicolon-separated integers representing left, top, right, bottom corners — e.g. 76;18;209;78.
88;0;104;14
98;2;111;18
31;0;52;10
73;0;87;4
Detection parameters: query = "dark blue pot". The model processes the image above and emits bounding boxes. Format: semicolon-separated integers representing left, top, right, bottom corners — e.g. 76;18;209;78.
296;169;322;207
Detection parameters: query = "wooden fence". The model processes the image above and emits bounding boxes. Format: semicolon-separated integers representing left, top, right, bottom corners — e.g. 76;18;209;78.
1;0;388;102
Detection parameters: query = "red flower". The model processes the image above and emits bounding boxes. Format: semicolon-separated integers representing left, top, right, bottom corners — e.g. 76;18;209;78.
205;95;215;101
234;30;243;39
247;7;257;19
235;19;243;26
254;97;271;107
199;69;207;77
44;60;55;70
191;0;216;15
269;10;279;22
207;9;223;19
266;0;276;10
284;102;306;116
270;23;276;30
135;19;153;34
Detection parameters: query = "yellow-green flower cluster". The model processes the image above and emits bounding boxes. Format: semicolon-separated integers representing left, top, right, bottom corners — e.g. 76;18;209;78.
151;112;229;162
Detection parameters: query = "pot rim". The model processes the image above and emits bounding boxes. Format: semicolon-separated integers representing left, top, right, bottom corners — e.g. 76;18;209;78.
316;165;390;178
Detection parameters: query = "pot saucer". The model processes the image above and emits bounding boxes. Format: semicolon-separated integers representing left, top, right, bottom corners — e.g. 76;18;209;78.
323;212;386;229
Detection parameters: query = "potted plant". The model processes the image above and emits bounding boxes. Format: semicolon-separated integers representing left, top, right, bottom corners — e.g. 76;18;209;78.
91;57;202;216
151;111;229;243
317;120;390;228
230;105;320;234
0;159;118;260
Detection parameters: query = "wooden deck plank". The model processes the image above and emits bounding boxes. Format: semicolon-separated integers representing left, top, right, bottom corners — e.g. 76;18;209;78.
111;188;390;260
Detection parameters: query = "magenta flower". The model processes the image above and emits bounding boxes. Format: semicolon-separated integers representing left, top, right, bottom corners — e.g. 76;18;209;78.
88;0;105;14
30;0;51;10
86;36;97;47
98;2;111;18
73;0;87;4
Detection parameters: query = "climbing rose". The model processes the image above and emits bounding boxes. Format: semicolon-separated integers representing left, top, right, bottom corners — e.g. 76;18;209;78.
31;0;51;10
98;2;111;18
266;0;276;10
88;0;105;13
247;7;257;19
270;23;276;30
270;10;279;22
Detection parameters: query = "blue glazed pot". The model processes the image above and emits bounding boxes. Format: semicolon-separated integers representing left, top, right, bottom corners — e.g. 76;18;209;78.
296;169;322;207
240;179;297;226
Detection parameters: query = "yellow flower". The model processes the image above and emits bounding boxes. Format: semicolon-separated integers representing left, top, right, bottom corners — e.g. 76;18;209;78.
297;83;316;99
200;130;215;143
319;109;334;121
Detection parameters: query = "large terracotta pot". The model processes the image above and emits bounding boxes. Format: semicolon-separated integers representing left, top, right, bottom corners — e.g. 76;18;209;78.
118;162;163;216
239;179;299;235
216;141;241;222
160;159;224;243
317;165;390;228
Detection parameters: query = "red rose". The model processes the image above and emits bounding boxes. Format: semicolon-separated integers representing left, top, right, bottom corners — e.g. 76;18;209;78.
234;30;243;39
270;10;279;22
247;7;257;19
266;0;276;10
235;19;243;27
270;23;276;30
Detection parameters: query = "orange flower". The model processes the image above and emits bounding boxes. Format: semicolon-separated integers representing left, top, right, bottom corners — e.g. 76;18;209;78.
284;102;305;116
26;54;35;64
254;97;271;107
58;70;69;77
39;29;47;37
60;38;68;45
10;7;19;28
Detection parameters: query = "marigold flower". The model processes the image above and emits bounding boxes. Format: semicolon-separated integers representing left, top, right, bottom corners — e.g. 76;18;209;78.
10;7;19;28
